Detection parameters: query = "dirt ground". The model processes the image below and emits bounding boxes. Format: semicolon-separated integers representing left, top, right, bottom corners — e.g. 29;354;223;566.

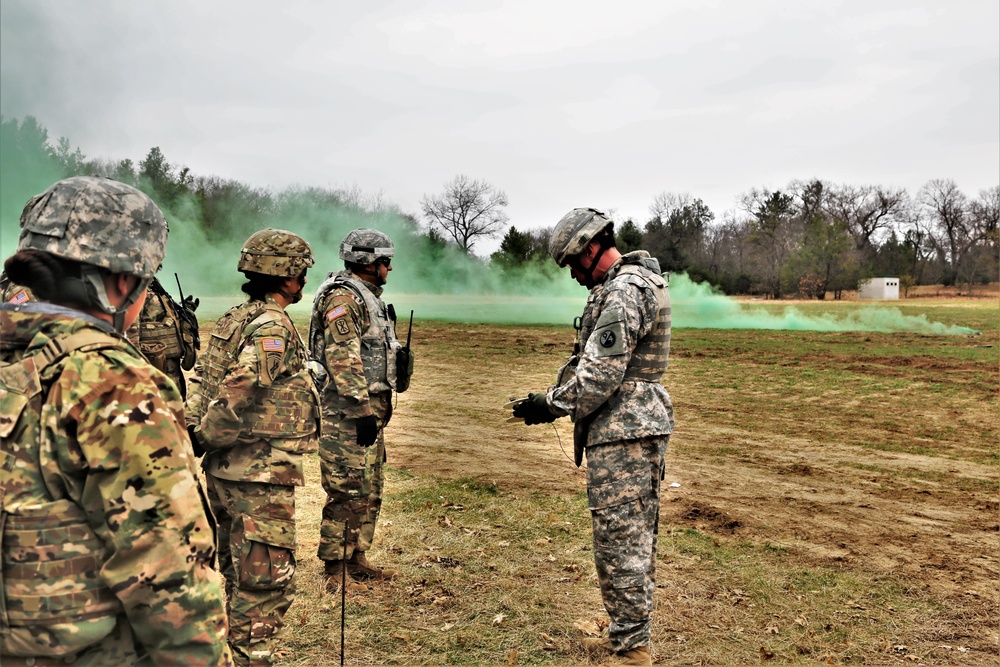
383;318;999;660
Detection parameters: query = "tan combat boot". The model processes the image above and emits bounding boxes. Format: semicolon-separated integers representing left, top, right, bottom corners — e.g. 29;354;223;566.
581;636;614;655
347;551;399;581
604;645;651;666
323;560;367;593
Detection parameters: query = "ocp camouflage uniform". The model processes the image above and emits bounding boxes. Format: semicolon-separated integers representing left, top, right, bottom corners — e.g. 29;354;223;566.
547;250;673;654
4;272;199;400
308;270;400;561
126;277;199;399
1;302;231;666
1;273;34;306
186;295;319;666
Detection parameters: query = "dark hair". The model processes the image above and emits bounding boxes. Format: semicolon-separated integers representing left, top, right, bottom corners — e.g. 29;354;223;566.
593;225;616;249
4;249;91;306
344;260;371;273
240;271;287;301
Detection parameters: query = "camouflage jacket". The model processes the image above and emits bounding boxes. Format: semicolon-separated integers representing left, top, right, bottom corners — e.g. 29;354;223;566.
186;296;319;486
0;303;231;665
309;270;400;419
548;251;674;446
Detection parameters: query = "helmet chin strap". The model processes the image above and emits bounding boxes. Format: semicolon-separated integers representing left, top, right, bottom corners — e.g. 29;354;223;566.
276;286;303;304
580;242;609;289
276;274;306;303
80;266;150;333
355;263;385;286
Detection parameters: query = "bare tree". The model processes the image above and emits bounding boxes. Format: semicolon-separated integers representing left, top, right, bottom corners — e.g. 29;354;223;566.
917;179;987;293
420;175;509;253
970;185;1000;284
825;183;909;260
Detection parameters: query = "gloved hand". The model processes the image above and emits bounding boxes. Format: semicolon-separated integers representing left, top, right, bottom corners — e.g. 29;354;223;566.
182;295;200;313
187;424;206;458
512;392;557;425
356;414;379;446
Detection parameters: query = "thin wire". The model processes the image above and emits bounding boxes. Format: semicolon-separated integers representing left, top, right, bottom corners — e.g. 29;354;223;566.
552;422;575;465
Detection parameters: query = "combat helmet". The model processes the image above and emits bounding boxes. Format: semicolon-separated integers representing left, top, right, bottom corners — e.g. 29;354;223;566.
238;228;315;277
339;228;394;265
17;176;167;279
549;208;614;267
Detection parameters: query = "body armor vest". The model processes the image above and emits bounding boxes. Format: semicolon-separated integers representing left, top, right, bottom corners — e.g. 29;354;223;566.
310;273;400;393
1;327;131;654
189;300;318;445
576;257;671;382
137;293;184;362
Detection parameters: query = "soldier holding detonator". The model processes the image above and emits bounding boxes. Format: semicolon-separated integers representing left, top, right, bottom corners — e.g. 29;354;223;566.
511;208;673;667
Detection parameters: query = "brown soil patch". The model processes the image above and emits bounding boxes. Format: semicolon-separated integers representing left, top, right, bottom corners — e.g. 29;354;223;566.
381;320;999;660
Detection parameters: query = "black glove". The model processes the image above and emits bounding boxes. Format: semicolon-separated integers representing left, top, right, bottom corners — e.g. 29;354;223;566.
513;392;557;426
187;424;206;458
356;415;379;446
182;295;200;312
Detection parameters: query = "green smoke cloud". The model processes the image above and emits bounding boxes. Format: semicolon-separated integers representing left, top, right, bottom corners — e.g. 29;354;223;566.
668;273;978;335
0;120;975;336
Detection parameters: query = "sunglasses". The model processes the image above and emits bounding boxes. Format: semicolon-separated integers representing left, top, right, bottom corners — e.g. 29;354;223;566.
374;257;392;268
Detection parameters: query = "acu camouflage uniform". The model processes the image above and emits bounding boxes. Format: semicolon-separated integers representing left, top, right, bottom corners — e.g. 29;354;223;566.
308;269;401;562
547;250;673;654
0;303;231;666
186;230;319;667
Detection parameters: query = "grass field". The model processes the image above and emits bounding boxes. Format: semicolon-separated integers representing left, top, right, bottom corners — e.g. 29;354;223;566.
199;294;998;665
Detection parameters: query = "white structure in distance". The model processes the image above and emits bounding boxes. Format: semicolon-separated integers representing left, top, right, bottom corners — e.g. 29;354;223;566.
858;277;900;300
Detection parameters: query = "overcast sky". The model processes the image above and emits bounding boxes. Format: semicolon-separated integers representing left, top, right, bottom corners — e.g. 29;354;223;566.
2;0;997;255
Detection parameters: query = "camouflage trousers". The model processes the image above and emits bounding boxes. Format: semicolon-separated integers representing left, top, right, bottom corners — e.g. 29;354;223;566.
317;395;390;562
1;617;139;666
207;476;297;666
586;435;669;652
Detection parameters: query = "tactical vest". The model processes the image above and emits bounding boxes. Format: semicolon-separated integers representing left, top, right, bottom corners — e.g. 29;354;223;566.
310;273;400;393
188;300;318;446
1;329;131;656
577;257;671;382
138;294;183;361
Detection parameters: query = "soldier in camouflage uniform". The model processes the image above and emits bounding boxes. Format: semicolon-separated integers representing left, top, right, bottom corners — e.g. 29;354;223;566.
0;176;232;666
308;228;412;591
127;276;200;398
4;271;200;399
513;208;672;667
186;228;320;666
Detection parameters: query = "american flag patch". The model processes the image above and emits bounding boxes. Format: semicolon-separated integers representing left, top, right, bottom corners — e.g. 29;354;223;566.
9;291;29;304
261;337;285;352
326;305;347;321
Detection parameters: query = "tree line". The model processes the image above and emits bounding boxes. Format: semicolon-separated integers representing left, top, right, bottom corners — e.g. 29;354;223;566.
3;114;996;298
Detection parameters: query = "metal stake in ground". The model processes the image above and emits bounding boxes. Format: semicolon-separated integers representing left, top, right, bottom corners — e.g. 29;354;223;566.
341;521;348;666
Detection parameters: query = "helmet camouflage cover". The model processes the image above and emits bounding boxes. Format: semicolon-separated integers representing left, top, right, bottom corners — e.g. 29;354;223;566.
339;228;394;265
549;208;614;266
238;228;315;277
17;176;168;279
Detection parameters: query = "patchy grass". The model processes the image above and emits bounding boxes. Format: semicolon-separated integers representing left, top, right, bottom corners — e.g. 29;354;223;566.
201;295;1000;666
280;470;945;666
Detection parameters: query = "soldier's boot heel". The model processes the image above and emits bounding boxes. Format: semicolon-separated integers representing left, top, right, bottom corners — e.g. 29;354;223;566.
347;551;398;581
603;645;651;666
323;559;367;593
